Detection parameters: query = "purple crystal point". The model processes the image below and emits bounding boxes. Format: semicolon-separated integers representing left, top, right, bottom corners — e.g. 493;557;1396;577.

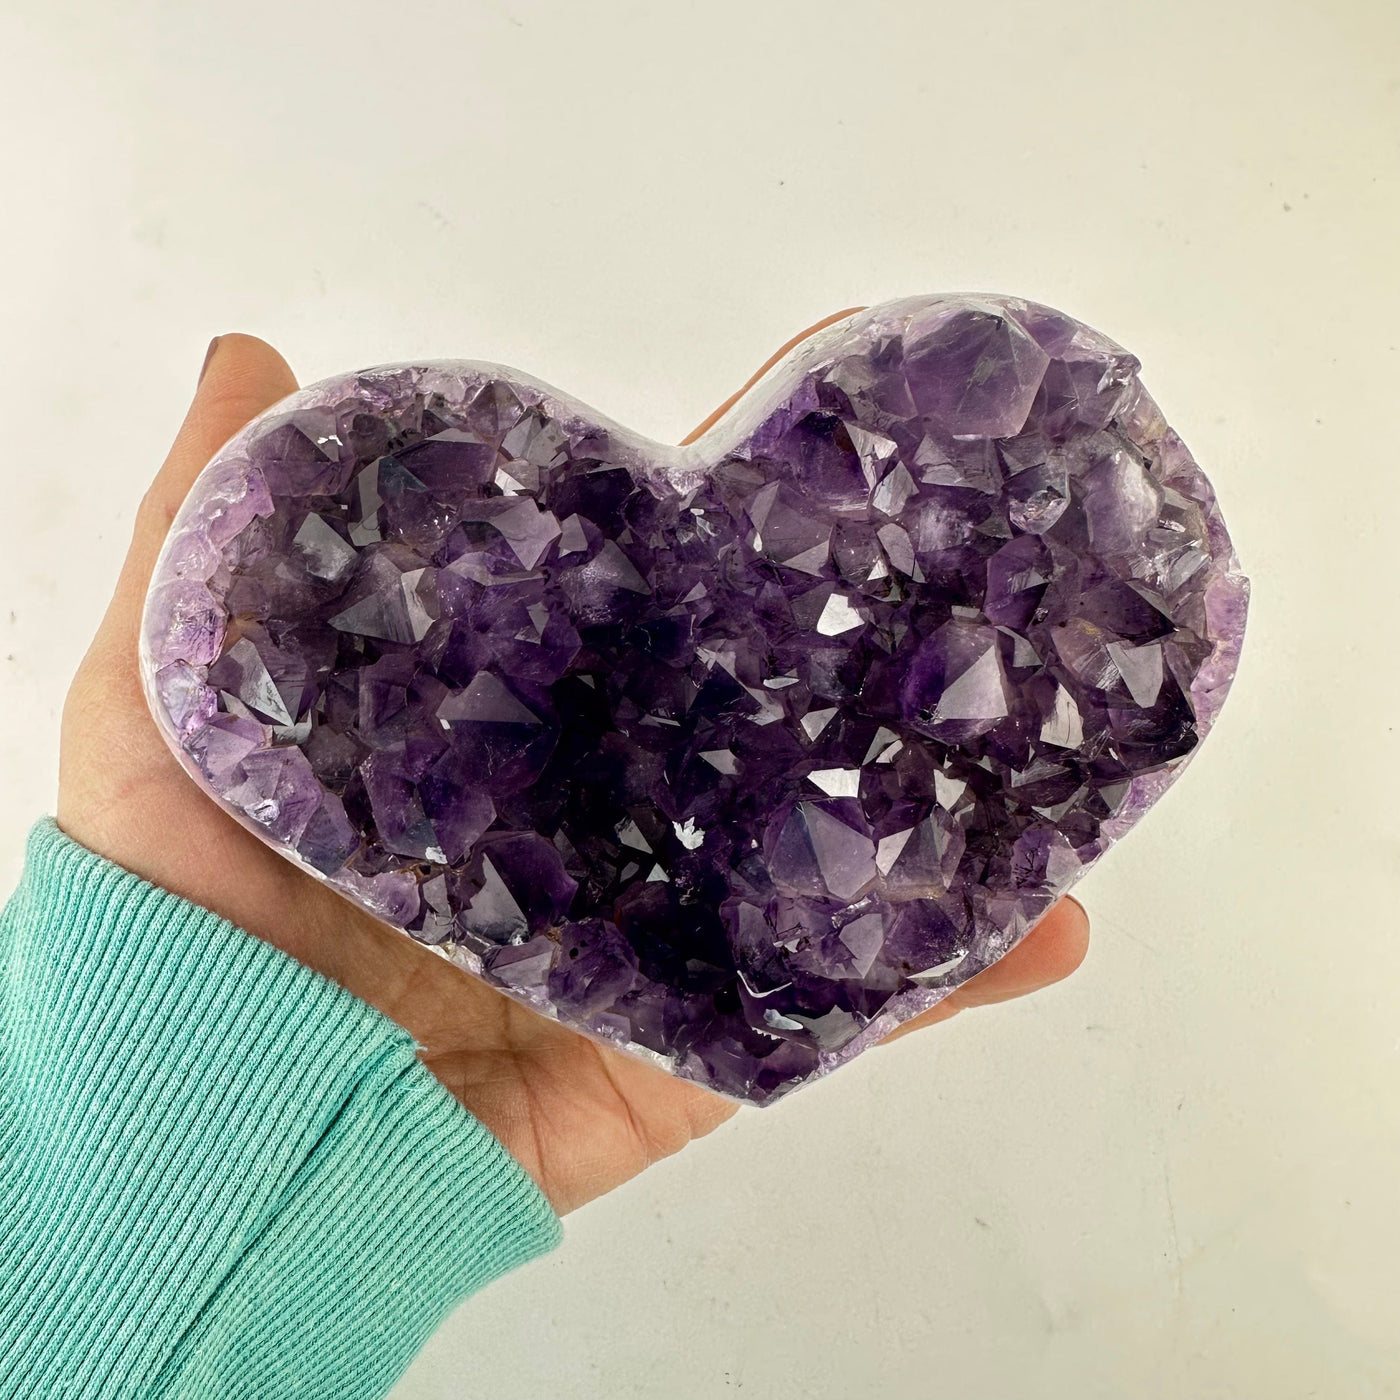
141;295;1248;1104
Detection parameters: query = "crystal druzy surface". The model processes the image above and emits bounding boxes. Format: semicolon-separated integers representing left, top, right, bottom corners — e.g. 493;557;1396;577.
141;296;1248;1104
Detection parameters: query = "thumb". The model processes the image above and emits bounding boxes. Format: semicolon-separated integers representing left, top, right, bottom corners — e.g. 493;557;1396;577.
108;333;299;636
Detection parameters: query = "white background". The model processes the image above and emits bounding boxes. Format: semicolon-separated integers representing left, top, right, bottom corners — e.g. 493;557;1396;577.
1;2;1397;1396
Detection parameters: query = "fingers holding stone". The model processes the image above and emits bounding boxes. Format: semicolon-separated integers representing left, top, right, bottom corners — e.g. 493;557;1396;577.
880;896;1090;1043
960;896;1090;1007
86;334;298;682
127;334;298;589
71;335;298;724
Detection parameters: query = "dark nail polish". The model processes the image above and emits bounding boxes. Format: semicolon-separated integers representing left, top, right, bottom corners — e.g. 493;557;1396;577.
197;336;222;387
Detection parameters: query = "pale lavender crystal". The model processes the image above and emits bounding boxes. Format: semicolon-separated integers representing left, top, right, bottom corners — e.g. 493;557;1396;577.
140;295;1248;1104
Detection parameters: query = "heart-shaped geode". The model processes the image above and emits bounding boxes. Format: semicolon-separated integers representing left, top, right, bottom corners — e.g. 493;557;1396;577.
141;295;1248;1104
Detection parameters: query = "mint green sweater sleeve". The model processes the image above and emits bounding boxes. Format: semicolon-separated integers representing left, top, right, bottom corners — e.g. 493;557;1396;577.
0;820;562;1399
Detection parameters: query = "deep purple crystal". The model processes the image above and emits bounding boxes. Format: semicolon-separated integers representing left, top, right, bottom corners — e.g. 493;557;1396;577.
141;296;1248;1104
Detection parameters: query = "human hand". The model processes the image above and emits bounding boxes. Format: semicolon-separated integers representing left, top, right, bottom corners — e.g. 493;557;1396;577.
58;321;1089;1215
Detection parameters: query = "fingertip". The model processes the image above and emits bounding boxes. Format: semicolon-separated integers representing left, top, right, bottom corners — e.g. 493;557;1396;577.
192;332;298;423
153;332;298;500
119;334;300;603
197;336;222;387
906;896;1092;1020
1044;895;1091;983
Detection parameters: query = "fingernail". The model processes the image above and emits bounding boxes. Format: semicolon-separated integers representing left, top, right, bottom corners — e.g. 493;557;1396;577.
197;336;222;387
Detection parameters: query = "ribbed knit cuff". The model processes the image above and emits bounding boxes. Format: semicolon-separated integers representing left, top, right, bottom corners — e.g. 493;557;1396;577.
0;820;561;1400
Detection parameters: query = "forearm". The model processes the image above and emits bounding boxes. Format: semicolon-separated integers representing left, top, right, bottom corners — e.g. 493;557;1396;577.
0;821;559;1400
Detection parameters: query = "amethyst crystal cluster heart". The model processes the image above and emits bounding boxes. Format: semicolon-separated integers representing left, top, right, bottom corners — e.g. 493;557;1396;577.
141;296;1247;1103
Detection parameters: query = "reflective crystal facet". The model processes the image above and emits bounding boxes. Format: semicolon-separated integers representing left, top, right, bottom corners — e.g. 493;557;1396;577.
141;295;1248;1104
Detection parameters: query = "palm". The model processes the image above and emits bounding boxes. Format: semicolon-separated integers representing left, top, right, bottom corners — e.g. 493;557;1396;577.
57;332;1087;1216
